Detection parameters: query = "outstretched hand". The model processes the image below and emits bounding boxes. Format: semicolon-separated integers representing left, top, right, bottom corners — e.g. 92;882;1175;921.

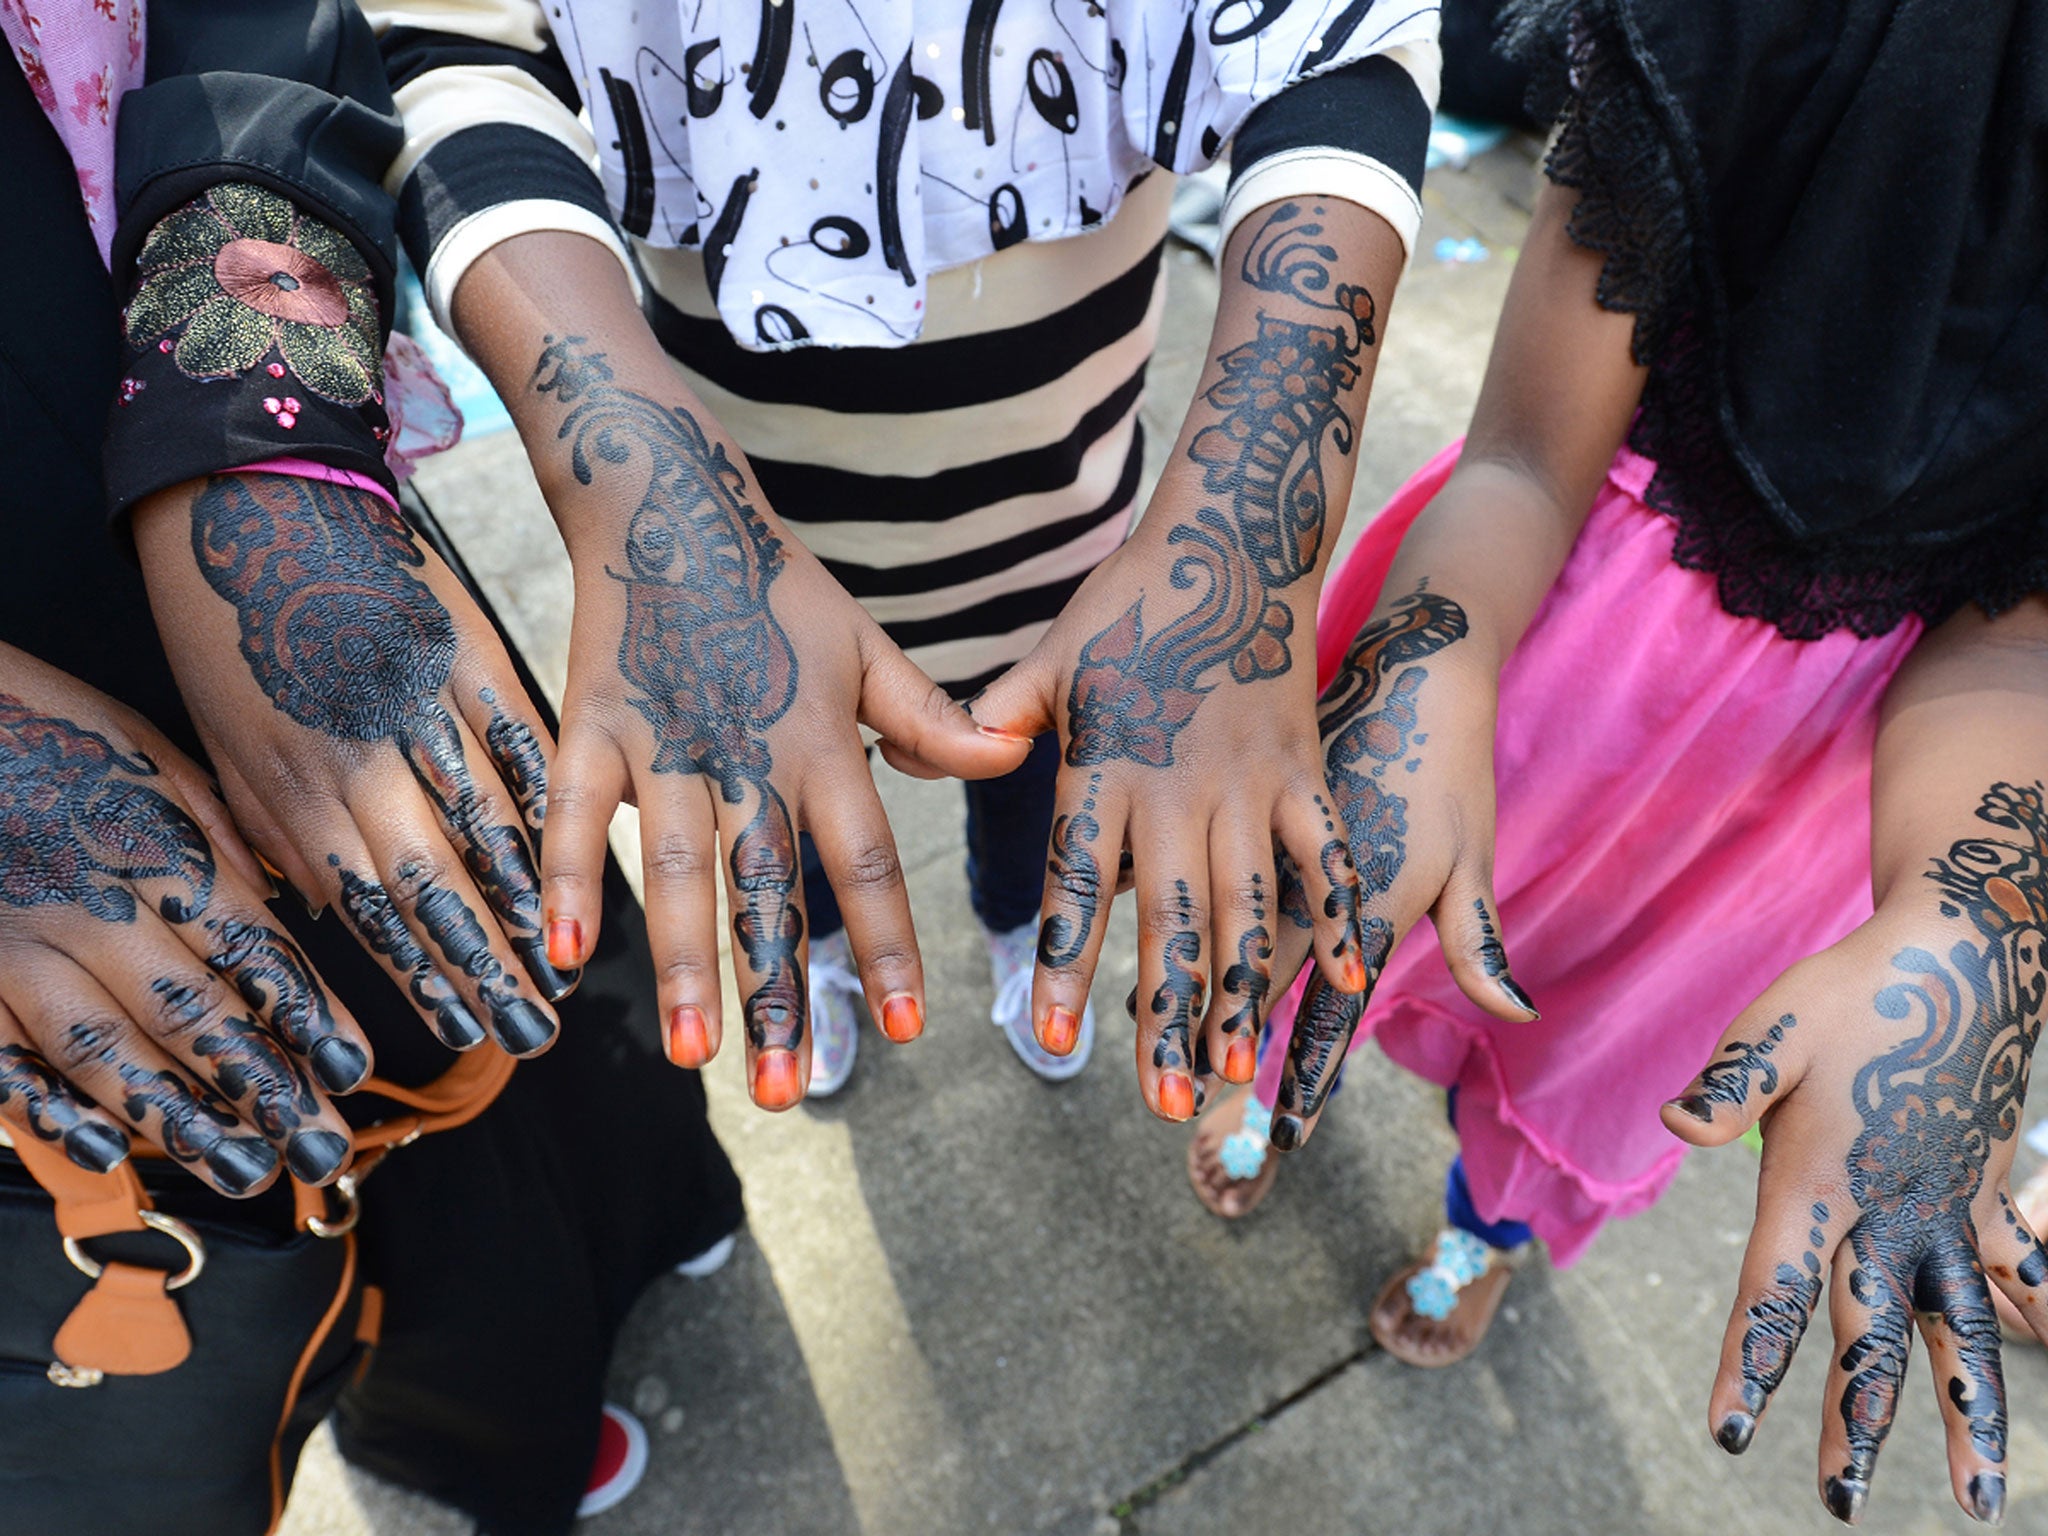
1664;782;2048;1527
518;337;1027;1108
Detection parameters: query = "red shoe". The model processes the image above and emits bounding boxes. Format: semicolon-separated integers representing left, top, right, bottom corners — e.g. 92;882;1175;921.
577;1404;650;1518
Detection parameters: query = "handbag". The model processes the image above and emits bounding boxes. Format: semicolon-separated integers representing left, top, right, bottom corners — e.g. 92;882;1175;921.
0;1047;514;1536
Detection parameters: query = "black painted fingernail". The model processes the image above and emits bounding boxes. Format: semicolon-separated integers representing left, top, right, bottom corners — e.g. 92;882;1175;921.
310;1037;370;1093
1497;974;1540;1018
1124;988;1138;1021
516;938;580;1004
1824;1475;1868;1526
433;1003;488;1050
285;1128;351;1184
1715;1412;1754;1455
1667;1095;1716;1123
206;1135;280;1197
489;996;557;1055
1969;1472;2005;1526
1270;1114;1302;1153
64;1121;130;1174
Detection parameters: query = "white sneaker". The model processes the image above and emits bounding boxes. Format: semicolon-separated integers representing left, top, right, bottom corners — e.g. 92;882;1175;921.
674;1231;738;1279
986;919;1094;1081
805;928;862;1098
577;1404;650;1518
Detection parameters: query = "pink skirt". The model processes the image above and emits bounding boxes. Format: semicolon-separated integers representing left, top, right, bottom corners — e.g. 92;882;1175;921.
1252;441;1923;1266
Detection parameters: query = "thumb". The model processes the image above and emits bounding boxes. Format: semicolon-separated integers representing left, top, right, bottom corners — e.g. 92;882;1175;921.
1433;859;1539;1024
859;628;1033;782
1662;993;1811;1149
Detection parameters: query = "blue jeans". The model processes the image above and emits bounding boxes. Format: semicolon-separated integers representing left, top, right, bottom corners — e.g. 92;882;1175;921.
800;731;1061;940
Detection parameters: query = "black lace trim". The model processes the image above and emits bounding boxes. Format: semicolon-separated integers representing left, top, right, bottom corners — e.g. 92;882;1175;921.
1501;0;2048;640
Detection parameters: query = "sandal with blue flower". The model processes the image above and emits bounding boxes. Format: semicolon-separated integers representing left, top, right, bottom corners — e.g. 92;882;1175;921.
1368;1227;1525;1368
1187;1087;1280;1219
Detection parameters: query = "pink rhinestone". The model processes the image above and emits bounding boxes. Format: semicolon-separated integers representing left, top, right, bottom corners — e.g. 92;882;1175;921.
158;338;173;352
276;411;297;429
283;397;301;413
267;362;286;378
262;397;281;414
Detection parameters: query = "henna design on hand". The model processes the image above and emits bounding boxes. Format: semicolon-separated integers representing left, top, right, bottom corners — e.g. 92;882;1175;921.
1220;873;1275;1063
1673;1014;1800;1122
1820;783;2046;1515
483;689;548;847
189;1010;348;1181
1038;771;1104;968
332;860;486;1050
190;474;570;1000
1271;590;1469;1149
1064;203;1375;769
117;1060;276;1195
0;1044;129;1171
1720;1201;1830;1453
1151;880;1206;1077
532;336;806;1062
0;693;214;923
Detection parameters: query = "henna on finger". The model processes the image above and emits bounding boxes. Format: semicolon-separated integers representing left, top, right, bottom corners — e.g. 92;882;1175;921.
1148;880;1205;1120
1720;1203;1829;1452
1218;874;1274;1082
1672;1013;1800;1123
0;1043;129;1172
331;858;487;1049
1038;771;1105;969
190;1012;348;1182
203;915;365;1090
116;1059;276;1196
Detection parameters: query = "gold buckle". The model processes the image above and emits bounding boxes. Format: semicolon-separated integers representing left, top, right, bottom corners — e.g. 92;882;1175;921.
62;1210;206;1292
307;1172;361;1238
45;1362;104;1389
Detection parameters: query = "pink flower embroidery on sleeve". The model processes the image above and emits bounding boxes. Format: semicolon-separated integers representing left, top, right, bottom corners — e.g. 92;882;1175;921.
76;165;102;225
15;43;53;111
70;62;111;126
91;0;113;18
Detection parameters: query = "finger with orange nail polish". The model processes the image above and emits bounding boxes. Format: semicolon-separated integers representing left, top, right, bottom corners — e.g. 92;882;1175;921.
880;993;923;1043
666;1004;712;1068
546;916;583;970
1041;1004;1080;1056
752;1048;803;1110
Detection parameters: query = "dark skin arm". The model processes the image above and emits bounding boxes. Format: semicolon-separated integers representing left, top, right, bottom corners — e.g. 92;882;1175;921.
1260;180;1646;1146
450;232;1024;1108
1669;597;2048;1526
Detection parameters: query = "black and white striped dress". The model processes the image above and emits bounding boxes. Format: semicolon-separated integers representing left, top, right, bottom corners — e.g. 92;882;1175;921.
372;1;1438;693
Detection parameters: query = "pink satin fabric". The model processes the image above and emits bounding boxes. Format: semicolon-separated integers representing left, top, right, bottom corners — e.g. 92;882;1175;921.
1253;440;1922;1265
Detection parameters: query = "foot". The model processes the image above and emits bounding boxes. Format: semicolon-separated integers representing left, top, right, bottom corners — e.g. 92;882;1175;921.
1187;1086;1280;1219
986;918;1094;1081
805;928;862;1099
1368;1229;1518;1368
578;1404;650;1518
1994;1164;2048;1339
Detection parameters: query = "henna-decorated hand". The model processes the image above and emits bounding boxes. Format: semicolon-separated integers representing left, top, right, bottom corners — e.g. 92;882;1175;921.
134;473;569;1061
0;644;369;1196
1260;585;1539;1149
1664;782;2048;1527
518;338;1025;1109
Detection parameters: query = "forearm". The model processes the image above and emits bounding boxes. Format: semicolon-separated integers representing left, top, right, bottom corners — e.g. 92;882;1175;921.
450;231;736;551
1871;594;2048;906
1374;183;1647;675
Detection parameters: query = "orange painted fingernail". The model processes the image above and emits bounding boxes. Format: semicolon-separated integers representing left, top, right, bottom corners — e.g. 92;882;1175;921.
1224;1035;1257;1083
881;993;923;1043
752;1049;803;1110
1159;1072;1195;1121
547;918;582;970
666;1005;710;1068
1340;953;1369;993
977;724;1032;744
1041;1005;1079;1056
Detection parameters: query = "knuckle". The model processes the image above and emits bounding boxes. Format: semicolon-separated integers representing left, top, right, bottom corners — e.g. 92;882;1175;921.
150;973;228;1041
645;830;715;886
53;1014;129;1076
382;847;451;905
834;841;904;897
851;936;917;978
543;777;609;824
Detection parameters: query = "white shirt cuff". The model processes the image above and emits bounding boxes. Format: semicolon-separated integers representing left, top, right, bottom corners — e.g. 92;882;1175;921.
422;200;642;339
1219;150;1425;263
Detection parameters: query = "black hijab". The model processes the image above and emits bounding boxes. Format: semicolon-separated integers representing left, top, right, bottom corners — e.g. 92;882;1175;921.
1506;0;2048;638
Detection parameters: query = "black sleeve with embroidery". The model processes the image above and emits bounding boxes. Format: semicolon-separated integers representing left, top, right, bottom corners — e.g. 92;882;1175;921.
101;0;404;523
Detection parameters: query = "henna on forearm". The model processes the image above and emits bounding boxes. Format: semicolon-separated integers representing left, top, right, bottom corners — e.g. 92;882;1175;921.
530;336;808;1075
189;474;574;1010
1272;588;1470;1148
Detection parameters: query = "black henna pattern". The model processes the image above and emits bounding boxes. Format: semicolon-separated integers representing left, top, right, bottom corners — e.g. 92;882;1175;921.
0;693;213;923
1818;783;2047;1516
1063;203;1375;770
191;1012;319;1142
1150;879;1206;1080
1038;770;1104;968
1675;1014;1800;1121
190;474;570;1002
0;1044;128;1171
1272;590;1469;1149
1719;1201;1831;1453
1220;873;1275;1049
532;336;807;1061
